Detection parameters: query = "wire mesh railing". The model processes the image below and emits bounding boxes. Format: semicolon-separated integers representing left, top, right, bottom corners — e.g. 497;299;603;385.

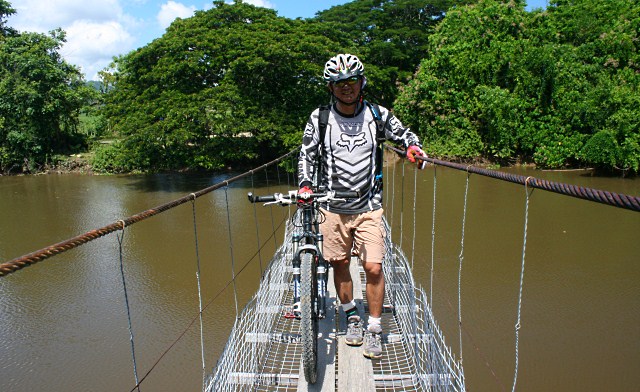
206;214;466;391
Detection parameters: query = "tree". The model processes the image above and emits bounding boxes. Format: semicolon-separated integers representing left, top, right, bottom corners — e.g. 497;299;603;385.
0;0;16;37
395;0;639;172
314;0;471;107
0;25;95;173
100;1;352;172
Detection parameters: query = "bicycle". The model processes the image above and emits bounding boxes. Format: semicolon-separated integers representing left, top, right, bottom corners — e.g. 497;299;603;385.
248;188;359;384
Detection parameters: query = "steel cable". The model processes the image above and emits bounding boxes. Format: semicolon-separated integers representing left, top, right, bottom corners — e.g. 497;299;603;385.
386;146;640;212
0;149;299;278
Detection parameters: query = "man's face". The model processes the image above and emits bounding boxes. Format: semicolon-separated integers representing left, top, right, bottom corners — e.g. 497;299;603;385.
330;76;362;104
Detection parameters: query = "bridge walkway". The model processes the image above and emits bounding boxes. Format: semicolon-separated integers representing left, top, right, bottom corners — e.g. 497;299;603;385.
207;218;465;391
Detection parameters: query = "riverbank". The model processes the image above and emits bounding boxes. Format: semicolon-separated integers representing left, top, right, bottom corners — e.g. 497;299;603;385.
4;150;636;179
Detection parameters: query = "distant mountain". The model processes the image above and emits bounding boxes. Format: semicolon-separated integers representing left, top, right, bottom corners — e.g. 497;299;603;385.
86;80;103;91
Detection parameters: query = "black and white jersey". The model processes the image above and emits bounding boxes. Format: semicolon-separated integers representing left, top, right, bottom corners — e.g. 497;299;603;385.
298;102;421;214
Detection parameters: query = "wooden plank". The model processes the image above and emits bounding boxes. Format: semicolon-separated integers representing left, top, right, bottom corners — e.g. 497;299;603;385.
297;266;336;391
336;259;376;392
228;372;298;386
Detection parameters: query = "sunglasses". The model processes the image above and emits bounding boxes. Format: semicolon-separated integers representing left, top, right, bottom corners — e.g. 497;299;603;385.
333;76;360;87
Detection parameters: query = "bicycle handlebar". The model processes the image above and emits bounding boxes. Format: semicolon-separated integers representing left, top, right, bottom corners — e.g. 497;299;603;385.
247;190;360;205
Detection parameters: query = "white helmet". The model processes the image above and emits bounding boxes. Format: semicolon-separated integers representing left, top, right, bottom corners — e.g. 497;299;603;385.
323;53;365;83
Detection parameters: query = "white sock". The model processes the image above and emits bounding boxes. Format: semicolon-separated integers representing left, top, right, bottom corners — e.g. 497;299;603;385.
342;300;356;313
368;316;381;332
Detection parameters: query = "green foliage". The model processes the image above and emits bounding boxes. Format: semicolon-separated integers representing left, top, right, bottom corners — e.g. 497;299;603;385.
91;142;134;174
4;0;631;174
395;0;640;172
0;15;96;173
101;2;350;172
315;0;469;107
0;0;16;37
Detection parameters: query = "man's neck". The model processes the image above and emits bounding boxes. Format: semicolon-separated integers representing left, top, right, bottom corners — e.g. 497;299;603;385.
335;101;362;117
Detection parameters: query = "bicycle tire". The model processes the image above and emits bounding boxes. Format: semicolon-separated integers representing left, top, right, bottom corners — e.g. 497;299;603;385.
300;251;318;384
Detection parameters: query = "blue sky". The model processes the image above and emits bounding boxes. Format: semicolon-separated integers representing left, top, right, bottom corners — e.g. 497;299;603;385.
7;0;549;80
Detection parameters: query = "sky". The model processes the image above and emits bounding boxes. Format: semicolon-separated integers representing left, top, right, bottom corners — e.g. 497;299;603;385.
6;0;550;81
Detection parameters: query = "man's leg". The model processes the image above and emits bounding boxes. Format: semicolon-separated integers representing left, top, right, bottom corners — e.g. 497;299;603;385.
331;258;353;305
362;261;384;318
362;261;384;359
332;258;364;346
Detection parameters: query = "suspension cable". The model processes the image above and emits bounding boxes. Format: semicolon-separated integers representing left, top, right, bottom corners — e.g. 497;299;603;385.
385;145;640;212
0;149;300;278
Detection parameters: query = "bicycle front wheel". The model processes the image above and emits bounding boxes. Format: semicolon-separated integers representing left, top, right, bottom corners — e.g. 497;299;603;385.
300;251;318;384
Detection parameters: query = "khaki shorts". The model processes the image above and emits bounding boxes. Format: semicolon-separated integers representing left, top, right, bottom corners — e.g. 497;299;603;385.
320;208;386;264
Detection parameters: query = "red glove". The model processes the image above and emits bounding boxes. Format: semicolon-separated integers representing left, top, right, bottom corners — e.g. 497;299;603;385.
298;186;312;202
406;145;427;170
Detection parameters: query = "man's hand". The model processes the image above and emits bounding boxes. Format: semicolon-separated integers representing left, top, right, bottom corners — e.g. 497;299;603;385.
297;185;313;203
406;145;427;170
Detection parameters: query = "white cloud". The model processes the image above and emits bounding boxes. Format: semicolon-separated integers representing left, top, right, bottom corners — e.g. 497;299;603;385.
62;20;135;79
9;0;124;32
244;0;274;8
4;0;276;80
7;0;139;80
157;1;196;29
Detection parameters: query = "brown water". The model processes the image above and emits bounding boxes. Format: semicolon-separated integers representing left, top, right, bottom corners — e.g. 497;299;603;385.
0;167;638;392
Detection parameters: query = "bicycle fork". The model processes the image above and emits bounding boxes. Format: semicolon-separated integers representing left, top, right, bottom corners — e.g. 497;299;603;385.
291;235;328;319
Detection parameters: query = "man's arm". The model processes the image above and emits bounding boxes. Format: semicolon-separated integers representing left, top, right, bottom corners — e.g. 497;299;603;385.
381;108;427;169
298;109;322;187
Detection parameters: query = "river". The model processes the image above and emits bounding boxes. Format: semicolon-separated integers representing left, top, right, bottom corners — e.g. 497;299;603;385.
0;165;638;391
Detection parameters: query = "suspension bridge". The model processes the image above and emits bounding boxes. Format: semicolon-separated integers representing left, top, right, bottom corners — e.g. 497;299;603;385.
1;148;638;392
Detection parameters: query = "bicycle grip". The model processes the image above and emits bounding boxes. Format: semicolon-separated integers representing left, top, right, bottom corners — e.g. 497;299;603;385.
334;190;360;199
247;192;276;203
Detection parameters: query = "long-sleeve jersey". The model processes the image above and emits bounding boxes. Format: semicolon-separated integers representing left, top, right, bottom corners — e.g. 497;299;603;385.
298;102;421;214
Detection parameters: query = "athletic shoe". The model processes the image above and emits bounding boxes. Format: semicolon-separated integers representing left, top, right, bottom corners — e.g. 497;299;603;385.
363;324;383;359
345;315;363;346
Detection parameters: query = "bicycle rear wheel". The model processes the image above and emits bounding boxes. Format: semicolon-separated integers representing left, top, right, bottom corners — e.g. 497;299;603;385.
300;251;318;384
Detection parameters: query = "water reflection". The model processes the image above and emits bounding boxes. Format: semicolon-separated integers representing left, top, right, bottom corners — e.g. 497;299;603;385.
0;167;638;392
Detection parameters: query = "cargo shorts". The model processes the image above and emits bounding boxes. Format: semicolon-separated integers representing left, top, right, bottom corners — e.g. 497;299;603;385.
320;208;386;264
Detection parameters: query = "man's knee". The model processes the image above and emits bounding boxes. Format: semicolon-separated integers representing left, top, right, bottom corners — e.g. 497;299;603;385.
363;262;383;282
330;258;350;271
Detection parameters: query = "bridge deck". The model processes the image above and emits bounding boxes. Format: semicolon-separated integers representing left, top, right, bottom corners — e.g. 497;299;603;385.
206;218;466;392
297;259;375;391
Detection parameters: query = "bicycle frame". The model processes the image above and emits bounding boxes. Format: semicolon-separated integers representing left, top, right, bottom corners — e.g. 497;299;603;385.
248;189;359;384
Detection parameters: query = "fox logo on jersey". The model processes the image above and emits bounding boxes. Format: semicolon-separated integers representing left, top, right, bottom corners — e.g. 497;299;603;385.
336;132;367;152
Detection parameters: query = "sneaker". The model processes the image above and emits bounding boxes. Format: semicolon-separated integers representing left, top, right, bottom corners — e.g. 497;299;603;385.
363;324;383;359
345;315;363;346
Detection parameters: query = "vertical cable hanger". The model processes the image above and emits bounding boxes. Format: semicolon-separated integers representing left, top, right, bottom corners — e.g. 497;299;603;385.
390;157;397;240
250;172;264;275
399;160;406;249
116;221;141;392
264;167;278;249
512;178;534;392
411;167;418;269
224;185;240;319
190;194;207;389
429;165;437;308
457;169;472;363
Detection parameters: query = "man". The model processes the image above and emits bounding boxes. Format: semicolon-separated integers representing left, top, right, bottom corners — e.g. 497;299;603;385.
298;53;426;359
